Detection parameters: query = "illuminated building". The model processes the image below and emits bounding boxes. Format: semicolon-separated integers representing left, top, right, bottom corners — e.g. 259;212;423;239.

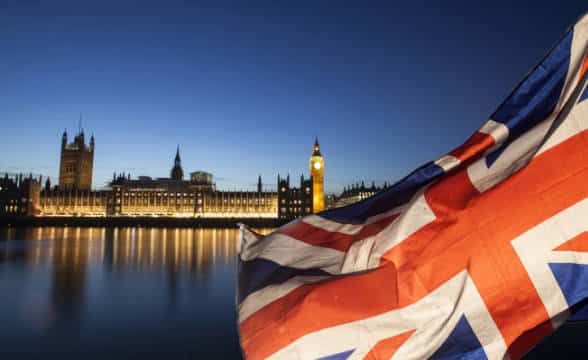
105;147;278;218
58;127;94;191
309;137;324;212
39;188;111;217
277;174;313;220
324;193;338;210
0;173;41;216
334;181;389;208
1;133;326;221
32;146;276;218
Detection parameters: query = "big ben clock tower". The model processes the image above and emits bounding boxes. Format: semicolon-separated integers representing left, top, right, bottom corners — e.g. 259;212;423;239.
309;137;325;212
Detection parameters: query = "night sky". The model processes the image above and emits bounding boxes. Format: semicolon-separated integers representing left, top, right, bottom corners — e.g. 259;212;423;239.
1;1;586;193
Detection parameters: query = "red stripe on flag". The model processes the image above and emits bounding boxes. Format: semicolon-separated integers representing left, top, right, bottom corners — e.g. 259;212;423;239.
579;53;588;81
448;131;496;163
363;329;415;360
277;213;399;252
553;231;588;252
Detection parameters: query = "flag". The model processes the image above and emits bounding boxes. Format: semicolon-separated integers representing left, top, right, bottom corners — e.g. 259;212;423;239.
237;13;588;360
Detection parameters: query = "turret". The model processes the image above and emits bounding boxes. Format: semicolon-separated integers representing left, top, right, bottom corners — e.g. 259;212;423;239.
170;145;184;181
174;146;181;165
62;129;68;149
257;175;262;193
76;114;84;146
312;137;321;156
277;173;289;191
90;133;95;151
76;127;85;147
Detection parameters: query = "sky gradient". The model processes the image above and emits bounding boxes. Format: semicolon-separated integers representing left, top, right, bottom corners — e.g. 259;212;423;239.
1;1;586;193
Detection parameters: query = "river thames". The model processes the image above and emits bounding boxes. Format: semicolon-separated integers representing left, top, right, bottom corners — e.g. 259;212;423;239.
0;226;585;359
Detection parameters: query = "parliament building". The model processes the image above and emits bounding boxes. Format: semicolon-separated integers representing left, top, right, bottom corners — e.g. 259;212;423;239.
1;129;326;221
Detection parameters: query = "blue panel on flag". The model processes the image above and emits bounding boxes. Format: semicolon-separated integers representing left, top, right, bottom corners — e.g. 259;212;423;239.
486;32;572;167
316;349;355;360
549;263;588;310
430;315;487;360
238;257;329;302
320;161;445;223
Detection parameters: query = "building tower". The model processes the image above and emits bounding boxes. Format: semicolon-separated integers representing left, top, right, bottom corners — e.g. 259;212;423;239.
309;137;324;212
58;128;94;191
170;145;184;181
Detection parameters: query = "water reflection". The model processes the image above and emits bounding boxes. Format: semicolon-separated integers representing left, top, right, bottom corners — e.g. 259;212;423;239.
0;226;254;312
0;227;246;272
0;226;270;358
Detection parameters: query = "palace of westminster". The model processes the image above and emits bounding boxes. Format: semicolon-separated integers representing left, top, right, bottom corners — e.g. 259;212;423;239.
0;128;388;220
0;129;338;220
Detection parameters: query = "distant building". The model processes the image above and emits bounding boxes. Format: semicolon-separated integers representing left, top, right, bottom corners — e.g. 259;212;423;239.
191;171;214;189
334;181;389;208
39;147;278;218
58;128;94;191
325;193;338;210
2;131;327;221
309;137;325;212
277;174;313;220
39;187;111;217
0;173;41;216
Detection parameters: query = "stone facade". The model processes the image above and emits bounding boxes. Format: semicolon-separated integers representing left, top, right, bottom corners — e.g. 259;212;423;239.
334;181;389;208
58;129;94;191
277;174;313;220
1;134;325;221
0;174;41;216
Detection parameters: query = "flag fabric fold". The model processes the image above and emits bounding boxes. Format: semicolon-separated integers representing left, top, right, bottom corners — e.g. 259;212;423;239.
238;13;588;360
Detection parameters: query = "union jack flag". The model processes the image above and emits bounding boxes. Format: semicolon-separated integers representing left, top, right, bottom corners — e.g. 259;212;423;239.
238;14;588;360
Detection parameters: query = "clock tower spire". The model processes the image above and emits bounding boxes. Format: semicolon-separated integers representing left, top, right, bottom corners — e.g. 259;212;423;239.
309;137;325;212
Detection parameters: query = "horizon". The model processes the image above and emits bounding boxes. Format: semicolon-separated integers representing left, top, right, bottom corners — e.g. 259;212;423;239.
1;1;586;193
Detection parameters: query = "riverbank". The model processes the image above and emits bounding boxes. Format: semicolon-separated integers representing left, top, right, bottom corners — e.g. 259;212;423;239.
0;216;288;228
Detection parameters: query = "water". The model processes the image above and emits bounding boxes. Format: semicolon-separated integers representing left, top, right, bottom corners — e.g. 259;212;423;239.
0;226;249;359
0;227;585;359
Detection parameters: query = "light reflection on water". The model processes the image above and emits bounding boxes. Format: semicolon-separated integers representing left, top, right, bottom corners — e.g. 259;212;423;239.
1;227;243;271
0;226;271;359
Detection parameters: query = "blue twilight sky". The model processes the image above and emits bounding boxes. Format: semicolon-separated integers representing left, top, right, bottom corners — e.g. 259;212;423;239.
0;1;586;193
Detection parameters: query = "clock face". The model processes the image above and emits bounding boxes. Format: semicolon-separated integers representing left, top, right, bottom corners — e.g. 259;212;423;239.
313;161;321;170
